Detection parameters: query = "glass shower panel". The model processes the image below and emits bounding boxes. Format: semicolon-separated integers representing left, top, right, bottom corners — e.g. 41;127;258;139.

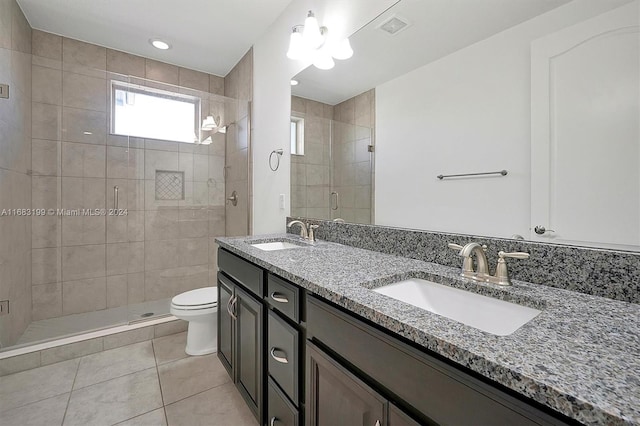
330;121;373;224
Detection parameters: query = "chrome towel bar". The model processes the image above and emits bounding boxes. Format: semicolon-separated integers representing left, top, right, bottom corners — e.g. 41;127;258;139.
437;169;507;180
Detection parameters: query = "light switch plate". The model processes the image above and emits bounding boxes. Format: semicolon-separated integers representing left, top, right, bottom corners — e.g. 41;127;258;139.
0;300;8;315
0;84;8;99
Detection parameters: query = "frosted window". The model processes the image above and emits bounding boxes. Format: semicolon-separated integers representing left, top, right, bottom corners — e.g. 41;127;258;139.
291;116;304;155
111;82;200;143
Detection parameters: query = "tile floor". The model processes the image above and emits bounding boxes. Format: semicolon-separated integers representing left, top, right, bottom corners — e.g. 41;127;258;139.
0;332;257;426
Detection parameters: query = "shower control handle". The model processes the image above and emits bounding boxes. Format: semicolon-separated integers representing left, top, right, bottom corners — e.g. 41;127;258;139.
227;190;238;206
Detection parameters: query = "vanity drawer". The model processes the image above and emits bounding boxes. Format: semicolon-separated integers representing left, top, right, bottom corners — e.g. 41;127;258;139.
268;377;299;426
268;310;299;405
218;249;263;297
267;274;300;323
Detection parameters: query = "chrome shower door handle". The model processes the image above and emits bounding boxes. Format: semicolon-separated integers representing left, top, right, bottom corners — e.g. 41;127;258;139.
113;186;119;210
331;191;339;210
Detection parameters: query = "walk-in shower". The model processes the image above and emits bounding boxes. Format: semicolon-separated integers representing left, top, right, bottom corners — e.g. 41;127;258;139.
0;65;249;353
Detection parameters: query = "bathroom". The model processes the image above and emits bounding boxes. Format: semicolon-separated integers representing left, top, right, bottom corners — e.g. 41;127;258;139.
0;0;638;425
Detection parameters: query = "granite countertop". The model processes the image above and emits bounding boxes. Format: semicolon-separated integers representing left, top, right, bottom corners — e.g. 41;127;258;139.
216;234;640;425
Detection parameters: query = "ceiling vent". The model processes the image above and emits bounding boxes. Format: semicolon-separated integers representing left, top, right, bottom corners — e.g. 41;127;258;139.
377;15;410;35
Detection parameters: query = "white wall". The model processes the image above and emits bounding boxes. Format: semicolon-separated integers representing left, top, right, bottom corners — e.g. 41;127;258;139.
375;0;632;239
251;0;396;235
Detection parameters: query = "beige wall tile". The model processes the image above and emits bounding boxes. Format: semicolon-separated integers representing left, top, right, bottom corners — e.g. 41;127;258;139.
127;210;145;241
62;244;105;281
31;139;60;176
31;282;62;320
0;0;11;49
127;272;145;304
32;102;61;140
209;74;224;95
145;239;180;271
106;241;144;275
154;320;188;338
41;338;103;366
0;352;41;376
62;276;106;315
32;30;62;60
11;1;31;54
106;275;127;308
32;176;60;210
106;213;127;243
62;38;106;70
178;237;208;267
106;49;145;77
62;72;106;112
178;68;209;92
145;209;180;241
62;107;107;144
61;216;106;246
145;59;178;85
60;177;105;210
32;65;62;105
32;247;60;285
32;215;61;248
61;142;106;177
32;55;61;70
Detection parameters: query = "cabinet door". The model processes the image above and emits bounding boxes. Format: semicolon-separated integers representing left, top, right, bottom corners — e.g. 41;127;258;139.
235;285;264;423
306;342;386;426
217;274;234;377
388;403;423;426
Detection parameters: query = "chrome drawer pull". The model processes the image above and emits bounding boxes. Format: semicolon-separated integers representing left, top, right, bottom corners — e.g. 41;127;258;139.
270;292;289;303
270;417;278;426
270;347;288;364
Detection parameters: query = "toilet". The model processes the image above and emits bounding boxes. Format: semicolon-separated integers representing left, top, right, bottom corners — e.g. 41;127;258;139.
170;287;218;356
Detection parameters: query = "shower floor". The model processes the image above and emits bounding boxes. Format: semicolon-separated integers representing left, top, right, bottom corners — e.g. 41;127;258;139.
16;299;171;346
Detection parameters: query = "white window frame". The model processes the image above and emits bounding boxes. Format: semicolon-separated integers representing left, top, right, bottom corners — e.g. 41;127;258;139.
110;80;201;143
291;115;305;156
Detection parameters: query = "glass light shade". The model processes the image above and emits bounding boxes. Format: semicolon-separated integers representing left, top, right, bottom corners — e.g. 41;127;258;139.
286;29;306;60
303;11;324;49
313;49;335;70
201;115;218;130
332;38;353;60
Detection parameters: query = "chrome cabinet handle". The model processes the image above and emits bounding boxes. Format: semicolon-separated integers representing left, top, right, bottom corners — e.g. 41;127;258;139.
226;295;233;316
270;417;278;426
534;225;555;235
113;185;119;210
270;347;288;364
230;295;238;320
270;292;289;303
375;421;381;426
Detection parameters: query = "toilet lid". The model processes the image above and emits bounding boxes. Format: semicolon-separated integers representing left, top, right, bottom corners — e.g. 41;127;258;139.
172;287;217;307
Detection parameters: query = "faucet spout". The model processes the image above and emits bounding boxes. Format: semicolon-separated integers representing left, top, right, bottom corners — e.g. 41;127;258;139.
287;220;308;239
459;242;489;277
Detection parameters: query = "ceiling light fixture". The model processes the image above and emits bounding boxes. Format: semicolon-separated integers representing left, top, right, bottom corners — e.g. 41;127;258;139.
150;39;171;50
290;79;299;86
201;115;220;131
286;10;353;70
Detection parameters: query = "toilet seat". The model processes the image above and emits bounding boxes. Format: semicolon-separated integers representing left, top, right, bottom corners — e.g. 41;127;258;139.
171;287;217;310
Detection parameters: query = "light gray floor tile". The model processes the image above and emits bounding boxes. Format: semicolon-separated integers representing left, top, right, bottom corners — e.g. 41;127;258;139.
165;382;257;426
152;332;188;365
0;393;69;426
115;408;167;426
157;354;230;405
64;368;163;426
0;358;79;413
74;341;156;389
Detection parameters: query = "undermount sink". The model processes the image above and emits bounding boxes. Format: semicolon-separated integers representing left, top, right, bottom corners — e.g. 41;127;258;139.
373;279;541;336
251;241;306;251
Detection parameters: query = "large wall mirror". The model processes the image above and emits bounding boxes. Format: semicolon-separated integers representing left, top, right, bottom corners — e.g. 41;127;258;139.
290;0;639;252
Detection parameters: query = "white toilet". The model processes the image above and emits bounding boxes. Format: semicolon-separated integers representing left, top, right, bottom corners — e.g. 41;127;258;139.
170;287;218;356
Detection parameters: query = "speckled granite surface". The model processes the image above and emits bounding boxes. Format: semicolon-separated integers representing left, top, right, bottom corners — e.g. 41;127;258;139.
287;218;640;304
216;234;640;426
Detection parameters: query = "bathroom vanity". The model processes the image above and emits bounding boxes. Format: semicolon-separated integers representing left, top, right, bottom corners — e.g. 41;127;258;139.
216;234;640;425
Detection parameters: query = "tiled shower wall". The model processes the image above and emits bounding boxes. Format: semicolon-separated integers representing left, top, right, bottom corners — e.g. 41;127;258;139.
29;30;232;321
332;89;374;224
291;96;333;219
0;0;32;347
224;49;253;236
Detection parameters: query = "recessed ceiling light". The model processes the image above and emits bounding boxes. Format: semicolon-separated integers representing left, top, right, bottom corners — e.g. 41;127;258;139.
290;79;299;86
150;39;171;50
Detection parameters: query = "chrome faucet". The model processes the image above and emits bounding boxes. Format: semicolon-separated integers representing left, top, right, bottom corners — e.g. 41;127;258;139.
287;220;308;239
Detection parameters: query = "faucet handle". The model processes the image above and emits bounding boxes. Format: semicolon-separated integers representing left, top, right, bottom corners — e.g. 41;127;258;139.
493;251;530;286
447;243;463;251
498;251;530;260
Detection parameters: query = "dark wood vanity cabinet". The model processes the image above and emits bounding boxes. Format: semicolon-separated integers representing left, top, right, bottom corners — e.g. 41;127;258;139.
217;248;571;426
217;251;264;425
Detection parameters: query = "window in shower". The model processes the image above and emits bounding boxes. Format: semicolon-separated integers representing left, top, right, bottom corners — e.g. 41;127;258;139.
111;81;200;143
291;115;305;155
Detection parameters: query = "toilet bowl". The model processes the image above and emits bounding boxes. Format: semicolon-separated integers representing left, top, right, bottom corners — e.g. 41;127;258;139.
170;287;217;356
